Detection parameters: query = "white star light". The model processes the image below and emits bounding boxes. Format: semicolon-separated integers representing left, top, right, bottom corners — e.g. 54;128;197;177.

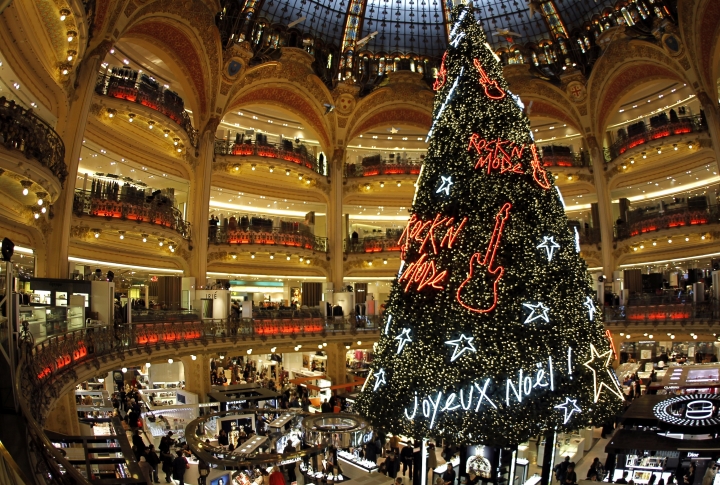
554;397;582;424
390;127;399;134
537;236;561;262
373;368;386;391
436;175;454;195
522;302;550;324
395;328;412;354
583;344;624;403
445;334;477;362
584;296;597;321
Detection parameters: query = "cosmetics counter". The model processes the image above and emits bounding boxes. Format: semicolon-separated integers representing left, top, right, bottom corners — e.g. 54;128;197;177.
607;394;720;485
537;432;585;465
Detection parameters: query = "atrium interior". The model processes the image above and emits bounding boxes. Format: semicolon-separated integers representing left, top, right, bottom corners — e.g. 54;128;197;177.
0;1;720;485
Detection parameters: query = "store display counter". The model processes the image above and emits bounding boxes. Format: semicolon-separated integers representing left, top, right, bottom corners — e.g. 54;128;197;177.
338;449;378;473
269;414;294;428
235;435;268;455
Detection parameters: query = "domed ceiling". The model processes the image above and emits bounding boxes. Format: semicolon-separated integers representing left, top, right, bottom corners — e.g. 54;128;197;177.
250;0;618;58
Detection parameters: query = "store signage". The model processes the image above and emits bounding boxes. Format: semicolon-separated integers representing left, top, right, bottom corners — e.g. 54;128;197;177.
687;453;700;458
653;394;720;427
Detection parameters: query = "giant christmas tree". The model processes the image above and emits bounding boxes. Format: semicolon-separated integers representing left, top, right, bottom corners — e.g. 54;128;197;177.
355;4;623;448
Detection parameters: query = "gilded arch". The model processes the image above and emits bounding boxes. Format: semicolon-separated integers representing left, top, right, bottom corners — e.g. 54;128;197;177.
347;108;433;142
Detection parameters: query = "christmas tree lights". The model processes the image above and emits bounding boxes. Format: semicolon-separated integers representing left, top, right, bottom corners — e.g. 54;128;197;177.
355;3;622;448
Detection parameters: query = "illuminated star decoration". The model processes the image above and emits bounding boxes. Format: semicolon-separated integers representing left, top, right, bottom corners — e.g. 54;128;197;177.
445;334;477;362
536;236;561;262
583;344;624;402
522;302;550;324
554;397;581;424
373;368;387;391
395;328;413;354
584;296;597;321
389;127;399;134
436;176;454;195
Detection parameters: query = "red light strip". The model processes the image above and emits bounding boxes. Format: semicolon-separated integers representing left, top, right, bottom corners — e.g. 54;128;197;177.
473;59;506;100
457;203;511;313
605;330;617;360
398;252;449;292
529;144;551;190
434;52;449;91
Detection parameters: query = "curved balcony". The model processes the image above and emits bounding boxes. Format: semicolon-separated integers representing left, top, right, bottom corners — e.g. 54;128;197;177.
605;302;720;323
345;236;401;253
17;317;381;485
94;70;198;147
615;207;719;241
607;116;703;161
73;189;192;240
539;145;590;168
211;226;328;252
0;97;68;186
345;158;423;178
215;139;324;175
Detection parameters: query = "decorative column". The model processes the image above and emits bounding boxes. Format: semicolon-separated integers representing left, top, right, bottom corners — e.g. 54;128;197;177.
327;148;346;292
324;342;348;389
46;43;111;278
586;135;615;276
696;91;720;174
44;391;81;436
180;354;211;402
186;120;219;289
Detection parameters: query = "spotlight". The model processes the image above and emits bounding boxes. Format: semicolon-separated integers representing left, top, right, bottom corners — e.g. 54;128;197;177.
318;344;323;349
234;164;240;171
118;231;125;240
286;169;291;176
251;164;256;170
20;180;32;196
146;363;151;368
164;129;170;137
148;120;155;129
323;342;327;347
305;259;311;264
36;192;46;206
59;8;70;20
168;358;173;364
66;50;76;62
250;252;255;259
357;341;362;345
383;259;388;264
299;256;304;262
93;229;101;238
642;151;647;159
173;138;179;146
656;147;662;154
33;212;39;219
158;238;164;246
673;144;678;150
269;166;274;173
41;206;46;214
247;349;252;354
648;334;653;339
270;253;274;259
688;142;694;149
67;30;76;42
128;113;135;123
271;347;276;353
380;181;385;188
231;252;237;259
191;355;197;360
107;108;116;118
121;367;127;373
141;234;148;242
286;254;291;260
397;181;401;187
629;157;635;164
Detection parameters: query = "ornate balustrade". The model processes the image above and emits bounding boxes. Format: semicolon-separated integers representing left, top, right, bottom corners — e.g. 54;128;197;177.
608;116;703;161
73;189;192;240
345;160;423;178
605;302;720;323
214;140;324;175
0;97;68;186
541;152;589;168
95;72;199;147
16;316;381;484
615;207;719;241
345;236;402;254
211;226;328;252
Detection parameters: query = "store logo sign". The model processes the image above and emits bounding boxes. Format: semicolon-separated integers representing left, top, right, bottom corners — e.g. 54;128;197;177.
653;394;720;427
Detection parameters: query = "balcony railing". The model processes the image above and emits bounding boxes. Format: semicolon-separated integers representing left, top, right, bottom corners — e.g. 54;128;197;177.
345;159;423;177
345;236;402;254
94;71;199;147
18;317;380;485
540;150;590;168
72;189;192;240
608;116;703;161
0;97;68;186
211;225;328;252
615;207;719;241
605;302;720;323
214;140;324;175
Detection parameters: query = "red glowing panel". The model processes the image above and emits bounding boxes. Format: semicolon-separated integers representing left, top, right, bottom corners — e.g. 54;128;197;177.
457;203;511;313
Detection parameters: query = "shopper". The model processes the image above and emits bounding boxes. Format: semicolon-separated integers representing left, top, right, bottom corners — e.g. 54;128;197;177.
442;463;455;485
401;445;414;478
616;472;630;484
145;445;161;483
284;443;297;483
555;456;570;484
563;464;577;485
385;452;399;479
198;459;210;485
389;435;401;457
172;450;189;485
364;441;378;464
270;466;287;485
159;449;173;483
218;429;229;447
138;456;153;485
132;430;147;457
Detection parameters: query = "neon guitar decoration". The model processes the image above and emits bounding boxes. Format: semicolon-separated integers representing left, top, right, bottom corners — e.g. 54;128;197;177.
457;203;512;313
473;59;506;100
434;52;449;91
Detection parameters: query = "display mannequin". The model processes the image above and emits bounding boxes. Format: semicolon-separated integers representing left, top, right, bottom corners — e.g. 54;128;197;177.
230;423;240;447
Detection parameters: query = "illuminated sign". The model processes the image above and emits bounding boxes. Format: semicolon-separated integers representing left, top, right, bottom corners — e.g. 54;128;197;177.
653;394;720;427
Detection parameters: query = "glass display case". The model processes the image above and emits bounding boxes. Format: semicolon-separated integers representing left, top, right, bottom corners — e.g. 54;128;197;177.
143;407;196;438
